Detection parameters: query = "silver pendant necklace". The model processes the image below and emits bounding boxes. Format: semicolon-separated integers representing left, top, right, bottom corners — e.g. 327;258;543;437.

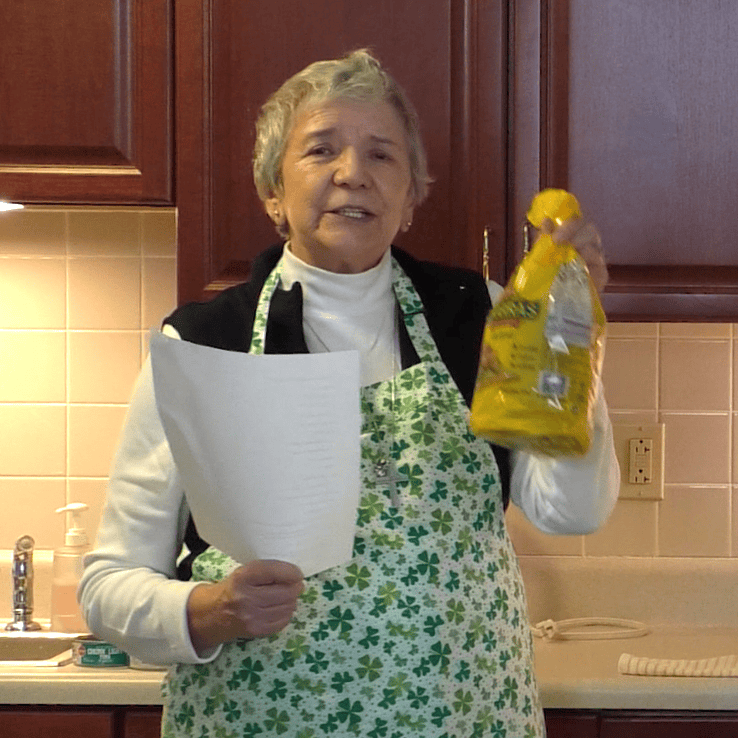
373;443;407;508
368;304;406;507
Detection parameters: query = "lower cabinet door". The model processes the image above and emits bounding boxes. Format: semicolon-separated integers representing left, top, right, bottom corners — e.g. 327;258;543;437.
545;709;600;738
600;712;738;738
123;706;164;738
1;708;114;738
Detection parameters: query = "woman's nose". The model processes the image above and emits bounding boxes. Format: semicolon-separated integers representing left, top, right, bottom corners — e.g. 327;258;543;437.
333;149;369;188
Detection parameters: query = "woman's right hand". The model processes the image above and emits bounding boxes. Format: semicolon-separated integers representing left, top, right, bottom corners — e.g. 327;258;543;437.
186;559;304;654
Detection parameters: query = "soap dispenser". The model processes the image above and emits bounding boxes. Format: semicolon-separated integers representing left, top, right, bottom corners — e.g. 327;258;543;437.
51;503;91;633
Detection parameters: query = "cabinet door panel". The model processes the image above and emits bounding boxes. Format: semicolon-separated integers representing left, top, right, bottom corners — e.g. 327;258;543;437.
545;709;599;738
1;708;114;738
176;0;507;303
0;0;171;204
600;712;738;738
123;706;164;738
512;0;738;320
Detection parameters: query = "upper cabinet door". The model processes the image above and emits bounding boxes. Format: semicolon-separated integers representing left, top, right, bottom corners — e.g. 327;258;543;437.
511;0;738;321
0;0;172;204
175;0;508;304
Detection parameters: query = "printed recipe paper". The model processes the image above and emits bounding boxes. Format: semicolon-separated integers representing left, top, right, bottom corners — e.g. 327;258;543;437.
150;330;361;577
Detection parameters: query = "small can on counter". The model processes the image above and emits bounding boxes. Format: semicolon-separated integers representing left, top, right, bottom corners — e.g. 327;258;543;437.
72;636;129;667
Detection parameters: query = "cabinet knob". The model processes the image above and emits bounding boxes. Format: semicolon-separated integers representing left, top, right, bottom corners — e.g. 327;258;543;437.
523;221;534;253
482;226;491;280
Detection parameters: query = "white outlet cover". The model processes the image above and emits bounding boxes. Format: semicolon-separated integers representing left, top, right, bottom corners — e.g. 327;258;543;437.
612;423;665;500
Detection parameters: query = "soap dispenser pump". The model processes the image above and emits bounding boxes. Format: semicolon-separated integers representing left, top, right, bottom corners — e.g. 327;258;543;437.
51;503;91;633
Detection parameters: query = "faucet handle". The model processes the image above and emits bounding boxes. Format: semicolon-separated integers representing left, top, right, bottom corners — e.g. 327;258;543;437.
14;535;34;553
6;534;42;631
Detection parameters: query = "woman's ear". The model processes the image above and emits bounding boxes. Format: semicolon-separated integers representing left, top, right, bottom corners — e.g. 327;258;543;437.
265;197;282;227
399;196;416;233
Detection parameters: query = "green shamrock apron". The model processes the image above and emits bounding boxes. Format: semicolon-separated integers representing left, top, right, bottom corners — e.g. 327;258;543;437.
161;257;545;738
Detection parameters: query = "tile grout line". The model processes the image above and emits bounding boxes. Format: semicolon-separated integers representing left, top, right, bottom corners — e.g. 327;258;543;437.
64;210;71;509
139;212;147;372
654;322;662;557
729;323;734;557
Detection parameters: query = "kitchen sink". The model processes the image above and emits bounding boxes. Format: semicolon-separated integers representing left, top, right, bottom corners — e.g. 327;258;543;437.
0;632;74;666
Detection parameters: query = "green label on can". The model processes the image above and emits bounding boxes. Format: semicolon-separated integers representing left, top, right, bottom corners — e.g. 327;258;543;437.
73;638;129;667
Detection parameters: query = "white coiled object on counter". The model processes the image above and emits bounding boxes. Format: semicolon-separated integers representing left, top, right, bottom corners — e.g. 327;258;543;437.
531;617;650;641
618;653;738;677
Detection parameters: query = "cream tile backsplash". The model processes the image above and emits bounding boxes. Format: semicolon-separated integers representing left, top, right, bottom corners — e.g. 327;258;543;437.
0;206;176;550
510;321;738;559
0;206;736;571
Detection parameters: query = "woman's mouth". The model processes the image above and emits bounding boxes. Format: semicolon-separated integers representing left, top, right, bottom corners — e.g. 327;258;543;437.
331;206;373;220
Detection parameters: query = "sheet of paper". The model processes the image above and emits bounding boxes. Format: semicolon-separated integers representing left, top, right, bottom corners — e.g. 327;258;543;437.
149;330;360;577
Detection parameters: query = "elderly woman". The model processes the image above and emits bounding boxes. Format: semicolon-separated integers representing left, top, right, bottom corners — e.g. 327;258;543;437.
81;50;619;737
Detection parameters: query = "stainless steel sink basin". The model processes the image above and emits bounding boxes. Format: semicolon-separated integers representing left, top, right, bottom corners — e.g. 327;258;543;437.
0;633;74;666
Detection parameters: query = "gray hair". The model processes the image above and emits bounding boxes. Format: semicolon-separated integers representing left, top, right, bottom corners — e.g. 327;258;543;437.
253;49;431;234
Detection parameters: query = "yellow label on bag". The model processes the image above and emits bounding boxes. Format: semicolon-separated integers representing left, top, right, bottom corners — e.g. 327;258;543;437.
469;190;606;456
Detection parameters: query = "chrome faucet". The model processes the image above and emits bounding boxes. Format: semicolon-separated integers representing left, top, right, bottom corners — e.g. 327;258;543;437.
5;535;42;631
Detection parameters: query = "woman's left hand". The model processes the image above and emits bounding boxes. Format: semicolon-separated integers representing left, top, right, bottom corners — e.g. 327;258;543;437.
542;218;608;293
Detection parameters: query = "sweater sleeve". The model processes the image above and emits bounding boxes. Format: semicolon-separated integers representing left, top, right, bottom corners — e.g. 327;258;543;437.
79;348;221;665
509;378;620;535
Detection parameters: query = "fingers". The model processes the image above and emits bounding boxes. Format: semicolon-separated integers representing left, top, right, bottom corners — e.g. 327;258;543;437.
187;560;305;651
548;217;609;293
549;217;597;247
238;559;304;586
226;560;305;639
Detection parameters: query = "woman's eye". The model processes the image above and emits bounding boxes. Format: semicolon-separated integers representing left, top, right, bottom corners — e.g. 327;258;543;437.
308;145;332;157
372;150;392;161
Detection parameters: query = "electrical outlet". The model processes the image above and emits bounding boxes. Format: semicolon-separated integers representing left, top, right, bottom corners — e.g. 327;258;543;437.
628;438;652;484
612;423;665;500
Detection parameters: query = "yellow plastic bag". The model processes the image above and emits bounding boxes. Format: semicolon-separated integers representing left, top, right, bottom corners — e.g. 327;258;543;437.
469;189;606;456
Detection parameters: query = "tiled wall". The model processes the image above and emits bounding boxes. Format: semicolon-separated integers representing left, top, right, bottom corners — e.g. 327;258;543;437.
1;206;736;564
508;322;738;559
0;206;176;551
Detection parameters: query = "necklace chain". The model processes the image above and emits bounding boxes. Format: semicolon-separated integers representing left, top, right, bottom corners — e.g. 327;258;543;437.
370;304;406;506
373;402;407;507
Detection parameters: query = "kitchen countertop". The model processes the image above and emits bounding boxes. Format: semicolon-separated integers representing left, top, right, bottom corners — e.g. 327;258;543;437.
0;661;165;705
1;626;736;709
534;625;738;711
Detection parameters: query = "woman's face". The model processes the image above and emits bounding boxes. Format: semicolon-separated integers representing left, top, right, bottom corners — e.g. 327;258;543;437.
267;97;416;273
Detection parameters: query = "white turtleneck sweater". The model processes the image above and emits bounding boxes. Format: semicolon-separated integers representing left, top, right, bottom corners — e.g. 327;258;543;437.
280;246;400;386
80;245;619;666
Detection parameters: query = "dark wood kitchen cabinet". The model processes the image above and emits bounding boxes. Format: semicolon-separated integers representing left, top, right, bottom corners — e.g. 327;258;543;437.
176;0;738;321
5;1;735;318
121;706;163;738
545;709;599;737
117;706;738;738
512;0;738;321
175;0;508;304
599;711;738;738
0;0;172;204
545;709;738;737
0;705;163;738
1;707;115;738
